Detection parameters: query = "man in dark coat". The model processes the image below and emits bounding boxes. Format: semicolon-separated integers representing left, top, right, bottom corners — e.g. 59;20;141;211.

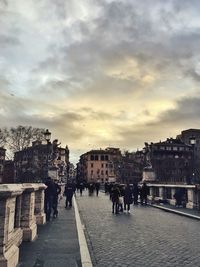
44;177;56;221
64;182;74;208
52;180;61;218
133;183;139;205
95;182;100;196
123;183;133;213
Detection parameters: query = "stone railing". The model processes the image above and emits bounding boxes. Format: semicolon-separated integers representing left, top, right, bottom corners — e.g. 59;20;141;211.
147;183;200;210
0;183;46;267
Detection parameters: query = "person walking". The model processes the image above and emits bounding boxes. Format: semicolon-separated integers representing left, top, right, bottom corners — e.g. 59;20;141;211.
64;181;74;208
79;182;84;196
44;177;56;221
52;180;61;218
95;182;100;196
133;183;139;205
123;183;133;213
111;184;121;214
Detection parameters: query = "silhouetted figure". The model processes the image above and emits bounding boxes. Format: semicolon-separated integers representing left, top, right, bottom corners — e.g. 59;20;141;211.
95;182;100;196
79;182;84;196
52;180;61;218
133;183;139;205
64;182;74;208
123;183;133;213
140;182;148;205
174;189;183;207
111;184;121;214
88;182;94;196
44;177;56;221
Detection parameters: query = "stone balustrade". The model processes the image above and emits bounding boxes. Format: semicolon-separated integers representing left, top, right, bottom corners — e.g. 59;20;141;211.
0;183;46;267
147;183;200;210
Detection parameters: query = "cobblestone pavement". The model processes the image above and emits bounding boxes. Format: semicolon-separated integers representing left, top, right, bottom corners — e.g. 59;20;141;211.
76;191;200;267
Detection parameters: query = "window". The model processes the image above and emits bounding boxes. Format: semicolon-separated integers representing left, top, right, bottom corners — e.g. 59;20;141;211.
105;155;108;161
105;170;108;175
91;170;93;175
101;155;104;161
90;155;94;160
101;170;104;175
173;147;178;151
95;155;98;160
91;163;93;168
101;163;104;168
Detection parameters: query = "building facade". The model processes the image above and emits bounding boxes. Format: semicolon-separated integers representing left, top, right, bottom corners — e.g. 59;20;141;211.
146;138;193;184
14;140;69;182
78;147;122;183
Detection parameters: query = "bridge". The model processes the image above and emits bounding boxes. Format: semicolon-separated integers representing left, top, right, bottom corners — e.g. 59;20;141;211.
0;184;200;267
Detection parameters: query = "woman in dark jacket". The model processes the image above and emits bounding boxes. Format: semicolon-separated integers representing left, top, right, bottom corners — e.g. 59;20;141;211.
111;184;121;214
123;183;133;213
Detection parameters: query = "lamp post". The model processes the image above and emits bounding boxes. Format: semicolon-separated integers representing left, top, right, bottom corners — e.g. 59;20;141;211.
44;129;51;180
189;136;196;184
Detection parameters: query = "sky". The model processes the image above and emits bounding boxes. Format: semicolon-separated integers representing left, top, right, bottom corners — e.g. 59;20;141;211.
1;0;200;164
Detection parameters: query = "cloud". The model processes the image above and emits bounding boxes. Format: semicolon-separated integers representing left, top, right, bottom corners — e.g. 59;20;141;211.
1;0;200;162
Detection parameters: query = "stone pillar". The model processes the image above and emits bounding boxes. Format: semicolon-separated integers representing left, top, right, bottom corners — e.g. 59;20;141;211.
0;184;23;267
20;184;37;242
147;186;154;202
169;187;176;205
186;187;197;209
34;184;46;225
159;187;164;200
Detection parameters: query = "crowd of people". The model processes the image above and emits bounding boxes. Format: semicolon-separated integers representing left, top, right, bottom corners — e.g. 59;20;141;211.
106;182;149;214
44;177;149;221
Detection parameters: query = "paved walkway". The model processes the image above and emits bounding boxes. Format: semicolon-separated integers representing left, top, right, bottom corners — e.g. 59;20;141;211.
18;198;81;267
76;191;200;267
150;203;200;220
18;191;200;267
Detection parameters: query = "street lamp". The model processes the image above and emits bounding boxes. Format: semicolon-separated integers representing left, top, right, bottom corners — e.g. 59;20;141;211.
189;136;196;184
44;129;51;180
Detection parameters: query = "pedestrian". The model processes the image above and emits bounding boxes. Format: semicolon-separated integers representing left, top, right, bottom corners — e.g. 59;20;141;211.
95;182;100;196
88;182;94;196
140;182;148;205
52;180;61;218
174;189;183;207
133;183;139;205
111;184;121;214
44;177;56;221
123;183;133;213
118;184;125;212
79;182;84;196
64;181;74;208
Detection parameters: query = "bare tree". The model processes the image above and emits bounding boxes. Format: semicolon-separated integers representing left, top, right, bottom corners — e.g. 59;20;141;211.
0;125;45;158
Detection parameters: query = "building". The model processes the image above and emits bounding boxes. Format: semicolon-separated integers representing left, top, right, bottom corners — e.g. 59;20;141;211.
115;151;143;184
146;138;193;184
2;160;15;183
14;140;69;183
78;147;122;183
178;129;200;183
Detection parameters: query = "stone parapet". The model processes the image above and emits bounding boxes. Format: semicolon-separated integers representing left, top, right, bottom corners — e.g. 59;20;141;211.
0;183;47;267
147;183;199;209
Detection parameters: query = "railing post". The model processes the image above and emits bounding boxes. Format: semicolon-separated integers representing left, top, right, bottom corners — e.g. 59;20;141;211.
0;184;23;267
20;184;38;242
186;186;197;209
34;184;46;225
159;186;164;200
